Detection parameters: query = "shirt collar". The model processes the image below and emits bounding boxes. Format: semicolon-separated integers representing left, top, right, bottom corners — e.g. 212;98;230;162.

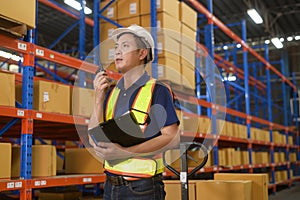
116;71;150;90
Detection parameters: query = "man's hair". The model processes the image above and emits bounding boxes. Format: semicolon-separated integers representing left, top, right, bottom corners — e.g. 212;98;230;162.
117;32;153;64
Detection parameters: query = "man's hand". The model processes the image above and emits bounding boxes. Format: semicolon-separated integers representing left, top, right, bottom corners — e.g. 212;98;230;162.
92;142;132;160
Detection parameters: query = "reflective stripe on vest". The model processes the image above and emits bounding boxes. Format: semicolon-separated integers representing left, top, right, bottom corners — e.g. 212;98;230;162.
104;78;164;177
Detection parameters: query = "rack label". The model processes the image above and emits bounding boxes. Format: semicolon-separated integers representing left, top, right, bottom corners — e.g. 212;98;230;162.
18;43;27;51
36;113;43;118
83;178;92;183
36;49;44;57
17;110;25;116
15;182;22;188
7;182;14;189
34;181;41;186
180;172;187;183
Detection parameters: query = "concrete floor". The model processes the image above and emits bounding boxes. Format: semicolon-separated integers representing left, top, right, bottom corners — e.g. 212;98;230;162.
269;183;300;200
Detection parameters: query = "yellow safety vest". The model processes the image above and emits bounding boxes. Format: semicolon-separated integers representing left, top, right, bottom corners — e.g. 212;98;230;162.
104;79;165;177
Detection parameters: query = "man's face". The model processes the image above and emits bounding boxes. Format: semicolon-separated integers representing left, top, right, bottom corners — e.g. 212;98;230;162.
114;33;144;73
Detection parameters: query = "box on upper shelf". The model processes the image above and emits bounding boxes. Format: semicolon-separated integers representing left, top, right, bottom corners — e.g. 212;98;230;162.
141;12;180;33
179;1;197;31
140;0;179;20
117;0;140;19
0;0;36;30
100;1;117;20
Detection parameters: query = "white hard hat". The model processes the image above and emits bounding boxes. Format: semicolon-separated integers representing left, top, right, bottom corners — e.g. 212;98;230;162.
110;25;155;62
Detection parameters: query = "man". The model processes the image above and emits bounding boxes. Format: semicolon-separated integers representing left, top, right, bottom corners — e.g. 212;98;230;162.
90;25;180;200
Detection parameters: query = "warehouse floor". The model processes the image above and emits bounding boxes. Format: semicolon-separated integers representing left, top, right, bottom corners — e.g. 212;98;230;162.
269;183;300;200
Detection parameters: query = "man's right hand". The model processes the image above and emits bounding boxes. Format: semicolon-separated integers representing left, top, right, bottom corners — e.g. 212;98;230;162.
93;71;111;104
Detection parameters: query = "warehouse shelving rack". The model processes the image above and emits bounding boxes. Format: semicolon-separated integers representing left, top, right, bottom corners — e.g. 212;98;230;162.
185;0;300;192
0;0;299;199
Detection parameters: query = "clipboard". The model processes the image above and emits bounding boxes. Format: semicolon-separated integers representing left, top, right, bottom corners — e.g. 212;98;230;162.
88;111;147;147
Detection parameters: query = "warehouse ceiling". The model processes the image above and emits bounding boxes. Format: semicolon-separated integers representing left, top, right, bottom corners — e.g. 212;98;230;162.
36;0;300;54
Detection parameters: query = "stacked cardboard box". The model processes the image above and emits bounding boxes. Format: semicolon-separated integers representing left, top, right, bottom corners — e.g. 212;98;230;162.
12;145;56;177
0;72;15;107
0;143;12;179
196;180;252;200
65;148;104;174
214;173;268;200
164;180;196;200
179;1;197;89
71;87;95;117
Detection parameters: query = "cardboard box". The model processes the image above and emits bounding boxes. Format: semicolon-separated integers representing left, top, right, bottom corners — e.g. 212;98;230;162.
34;81;70;114
0;72;15;107
99;22;118;42
157;33;180;58
0;0;36;29
181;23;196;49
198;116;211;134
117;16;141;27
141;12;181;33
12;145;56;177
157;57;181;85
16;81;70;114
241;151;249;165
181;115;199;133
100;1;117;20
117;0;140;19
0;143;11;178
164;149;180;169
65;148;104;174
179;2;197;31
196;180;252;200
181;60;195;89
164;180;196;200
218;149;226;166
39;191;82;200
140;0;179;19
71;87;95;117
214;173;268;200
188;149;211;168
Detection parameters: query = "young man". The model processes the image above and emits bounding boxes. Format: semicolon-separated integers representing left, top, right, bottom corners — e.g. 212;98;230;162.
90;25;180;200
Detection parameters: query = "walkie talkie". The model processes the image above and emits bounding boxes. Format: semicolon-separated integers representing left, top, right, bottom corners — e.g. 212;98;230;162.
95;62;105;74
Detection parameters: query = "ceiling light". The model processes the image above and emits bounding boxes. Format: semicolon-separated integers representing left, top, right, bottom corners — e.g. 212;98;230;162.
247;9;263;24
279;38;284;42
64;0;92;14
295;36;300;40
236;43;241;48
0;50;23;62
271;37;283;49
265;40;270;44
287;36;293;41
223;45;228;50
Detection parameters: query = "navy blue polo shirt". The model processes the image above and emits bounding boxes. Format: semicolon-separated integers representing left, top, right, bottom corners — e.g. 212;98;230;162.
103;72;179;139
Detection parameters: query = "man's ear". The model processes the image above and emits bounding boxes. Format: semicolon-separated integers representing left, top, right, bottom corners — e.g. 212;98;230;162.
139;49;148;61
